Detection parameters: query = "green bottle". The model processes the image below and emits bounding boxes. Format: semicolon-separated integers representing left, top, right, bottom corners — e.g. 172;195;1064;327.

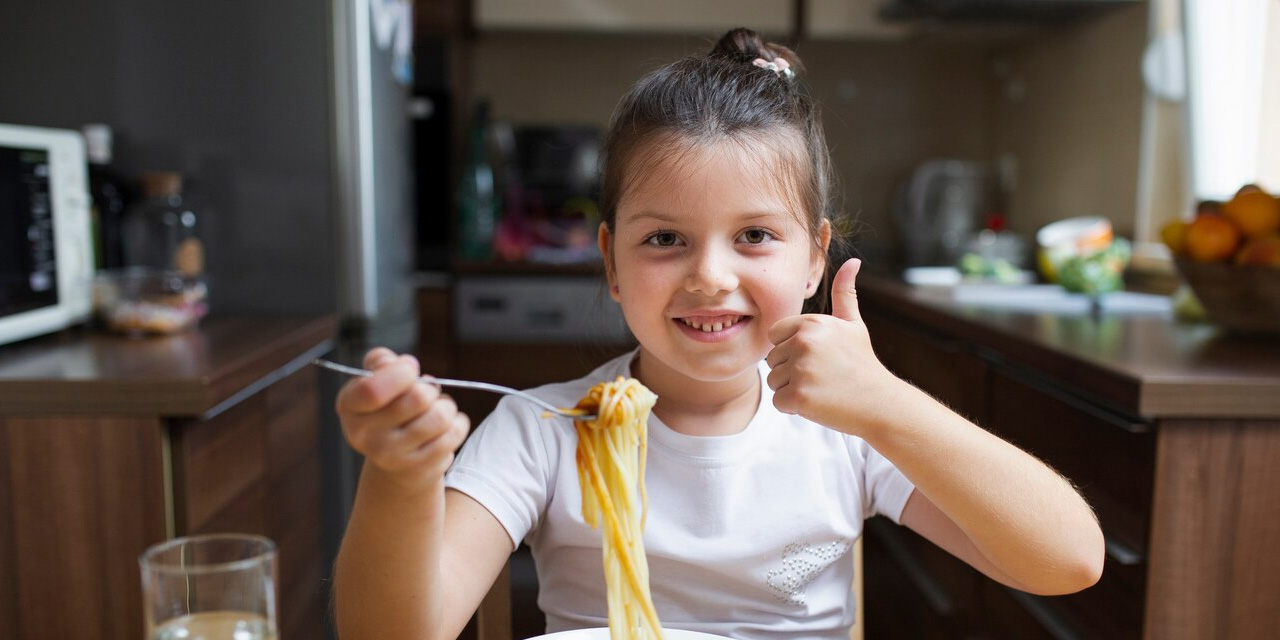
459;103;499;261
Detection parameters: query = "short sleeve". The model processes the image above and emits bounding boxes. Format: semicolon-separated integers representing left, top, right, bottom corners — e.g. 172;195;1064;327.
444;395;564;548
849;437;916;524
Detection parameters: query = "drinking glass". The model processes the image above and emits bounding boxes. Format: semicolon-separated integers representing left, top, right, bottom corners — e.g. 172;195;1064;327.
140;534;278;640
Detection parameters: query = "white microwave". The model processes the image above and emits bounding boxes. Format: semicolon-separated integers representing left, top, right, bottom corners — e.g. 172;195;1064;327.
0;124;94;347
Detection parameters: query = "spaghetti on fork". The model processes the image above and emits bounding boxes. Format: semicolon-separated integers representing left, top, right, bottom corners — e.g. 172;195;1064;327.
572;377;663;640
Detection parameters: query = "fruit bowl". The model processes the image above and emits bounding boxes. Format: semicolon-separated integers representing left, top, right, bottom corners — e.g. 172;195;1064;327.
1173;258;1280;334
93;268;209;335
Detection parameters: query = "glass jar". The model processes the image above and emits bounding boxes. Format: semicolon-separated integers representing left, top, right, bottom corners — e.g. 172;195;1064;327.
122;171;204;276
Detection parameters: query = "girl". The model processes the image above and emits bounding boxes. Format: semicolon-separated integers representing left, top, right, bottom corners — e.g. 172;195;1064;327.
333;28;1103;640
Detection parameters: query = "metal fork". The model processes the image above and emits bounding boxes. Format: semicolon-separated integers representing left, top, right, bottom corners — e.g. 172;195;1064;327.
311;359;595;420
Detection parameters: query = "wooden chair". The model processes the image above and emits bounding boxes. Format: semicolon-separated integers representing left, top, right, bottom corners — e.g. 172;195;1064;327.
475;537;865;640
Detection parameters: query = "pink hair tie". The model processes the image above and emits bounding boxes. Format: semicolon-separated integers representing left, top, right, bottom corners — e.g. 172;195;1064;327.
752;57;794;79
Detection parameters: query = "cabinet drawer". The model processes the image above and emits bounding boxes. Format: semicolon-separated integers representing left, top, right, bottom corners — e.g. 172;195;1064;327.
177;396;268;533
864;311;988;422
864;517;981;639
986;367;1154;557
982;554;1145;640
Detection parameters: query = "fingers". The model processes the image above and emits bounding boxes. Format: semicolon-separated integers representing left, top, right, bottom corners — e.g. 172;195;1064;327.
768;315;803;346
363;347;397;369
768;366;809;416
765;315;841;417
406;405;472;476
371;394;468;472
336;349;473;480
338;353;423;414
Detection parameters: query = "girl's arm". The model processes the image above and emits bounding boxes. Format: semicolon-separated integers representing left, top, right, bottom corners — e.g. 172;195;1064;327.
862;382;1103;595
332;350;515;640
768;259;1104;595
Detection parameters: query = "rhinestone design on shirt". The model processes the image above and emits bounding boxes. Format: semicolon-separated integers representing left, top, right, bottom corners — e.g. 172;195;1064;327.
765;539;853;605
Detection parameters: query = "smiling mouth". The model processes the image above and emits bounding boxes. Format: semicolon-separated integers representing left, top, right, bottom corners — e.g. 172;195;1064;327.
677;315;748;333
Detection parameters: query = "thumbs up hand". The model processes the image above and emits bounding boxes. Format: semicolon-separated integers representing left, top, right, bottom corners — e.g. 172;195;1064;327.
765;258;900;435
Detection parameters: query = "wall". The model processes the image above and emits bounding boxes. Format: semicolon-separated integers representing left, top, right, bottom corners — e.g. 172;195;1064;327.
469;11;1148;263
0;0;337;314
991;6;1148;238
470;31;997;262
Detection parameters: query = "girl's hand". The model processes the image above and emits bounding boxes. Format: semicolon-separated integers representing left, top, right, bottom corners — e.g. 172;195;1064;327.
766;258;901;435
335;348;471;494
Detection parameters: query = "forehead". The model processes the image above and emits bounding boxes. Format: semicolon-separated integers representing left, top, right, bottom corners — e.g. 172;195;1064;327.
616;133;807;225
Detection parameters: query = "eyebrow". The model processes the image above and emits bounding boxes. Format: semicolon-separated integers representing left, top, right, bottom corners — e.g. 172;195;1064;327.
620;210;787;225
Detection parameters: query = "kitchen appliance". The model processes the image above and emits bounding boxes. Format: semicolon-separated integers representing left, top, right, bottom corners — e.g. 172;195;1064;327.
0;124;94;346
327;0;423;561
455;276;629;344
893;159;988;266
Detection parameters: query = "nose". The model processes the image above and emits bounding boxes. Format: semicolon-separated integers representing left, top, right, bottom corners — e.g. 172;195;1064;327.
684;244;739;296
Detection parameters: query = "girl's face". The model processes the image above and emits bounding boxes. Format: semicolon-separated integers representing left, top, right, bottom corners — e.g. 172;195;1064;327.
600;138;829;386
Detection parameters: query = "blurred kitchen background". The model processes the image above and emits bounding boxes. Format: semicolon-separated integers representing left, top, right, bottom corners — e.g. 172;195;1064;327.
2;0;1279;639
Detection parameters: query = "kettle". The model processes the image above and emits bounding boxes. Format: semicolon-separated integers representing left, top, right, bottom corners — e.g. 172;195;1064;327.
893;159;988;266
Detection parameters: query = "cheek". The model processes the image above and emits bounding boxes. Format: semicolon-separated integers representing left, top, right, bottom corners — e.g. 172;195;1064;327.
751;255;810;313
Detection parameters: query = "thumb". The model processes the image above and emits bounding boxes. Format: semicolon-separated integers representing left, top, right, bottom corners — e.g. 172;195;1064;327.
830;258;863;322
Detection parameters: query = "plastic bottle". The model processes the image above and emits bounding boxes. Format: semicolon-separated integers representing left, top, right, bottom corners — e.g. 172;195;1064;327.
458;102;499;261
122;171;204;276
81;124;130;269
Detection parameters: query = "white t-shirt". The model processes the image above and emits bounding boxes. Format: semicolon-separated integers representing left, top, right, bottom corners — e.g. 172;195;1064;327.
445;349;916;640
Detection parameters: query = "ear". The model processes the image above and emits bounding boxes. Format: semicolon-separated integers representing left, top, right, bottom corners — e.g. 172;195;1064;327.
598;223;620;301
806;219;832;298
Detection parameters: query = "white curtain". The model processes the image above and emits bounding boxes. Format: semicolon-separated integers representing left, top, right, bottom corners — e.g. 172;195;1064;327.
1182;0;1278;199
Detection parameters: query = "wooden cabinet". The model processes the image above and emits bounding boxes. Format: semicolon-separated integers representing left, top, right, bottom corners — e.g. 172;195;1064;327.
864;311;988;422
863;306;1154;639
0;316;335;640
806;0;908;40
858;274;1280;639
175;367;328;640
475;0;791;34
981;368;1150;639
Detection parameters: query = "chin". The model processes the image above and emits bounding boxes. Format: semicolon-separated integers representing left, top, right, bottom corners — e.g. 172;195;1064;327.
671;346;767;382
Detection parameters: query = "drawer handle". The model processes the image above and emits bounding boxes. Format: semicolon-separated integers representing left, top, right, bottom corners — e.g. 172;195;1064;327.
988;357;1150;434
1006;589;1084;640
1104;534;1144;566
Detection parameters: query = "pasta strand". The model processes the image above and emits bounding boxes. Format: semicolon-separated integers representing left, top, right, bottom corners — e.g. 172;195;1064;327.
572;377;662;639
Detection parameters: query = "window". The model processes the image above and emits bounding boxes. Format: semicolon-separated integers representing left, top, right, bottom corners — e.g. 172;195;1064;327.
1135;0;1278;257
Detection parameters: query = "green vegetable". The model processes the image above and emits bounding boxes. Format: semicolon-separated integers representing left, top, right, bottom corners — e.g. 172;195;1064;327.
1172;284;1207;322
957;253;1023;283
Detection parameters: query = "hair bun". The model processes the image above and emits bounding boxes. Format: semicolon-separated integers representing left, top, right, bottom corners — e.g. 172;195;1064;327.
710;27;804;76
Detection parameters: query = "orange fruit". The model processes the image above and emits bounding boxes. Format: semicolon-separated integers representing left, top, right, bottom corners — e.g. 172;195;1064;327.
1185;213;1242;262
1221;188;1280;237
1160;219;1189;254
1197;199;1223;216
1235;233;1280;267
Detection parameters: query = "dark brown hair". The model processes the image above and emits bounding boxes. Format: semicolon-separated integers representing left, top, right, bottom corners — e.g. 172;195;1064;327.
600;27;844;311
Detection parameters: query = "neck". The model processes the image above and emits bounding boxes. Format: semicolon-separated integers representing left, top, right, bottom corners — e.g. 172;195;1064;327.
632;348;761;437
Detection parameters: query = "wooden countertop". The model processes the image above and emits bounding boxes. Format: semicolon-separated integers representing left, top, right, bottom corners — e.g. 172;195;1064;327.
0;315;337;417
858;272;1280;419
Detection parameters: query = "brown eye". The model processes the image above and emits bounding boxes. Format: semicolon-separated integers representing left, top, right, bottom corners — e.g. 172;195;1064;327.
739;228;774;244
646;231;680;247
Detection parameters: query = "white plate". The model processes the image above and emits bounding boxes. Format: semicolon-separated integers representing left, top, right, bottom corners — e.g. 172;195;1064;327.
528;628;730;639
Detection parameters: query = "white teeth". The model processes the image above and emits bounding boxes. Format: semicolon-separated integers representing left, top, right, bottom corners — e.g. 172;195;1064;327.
681;317;739;332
